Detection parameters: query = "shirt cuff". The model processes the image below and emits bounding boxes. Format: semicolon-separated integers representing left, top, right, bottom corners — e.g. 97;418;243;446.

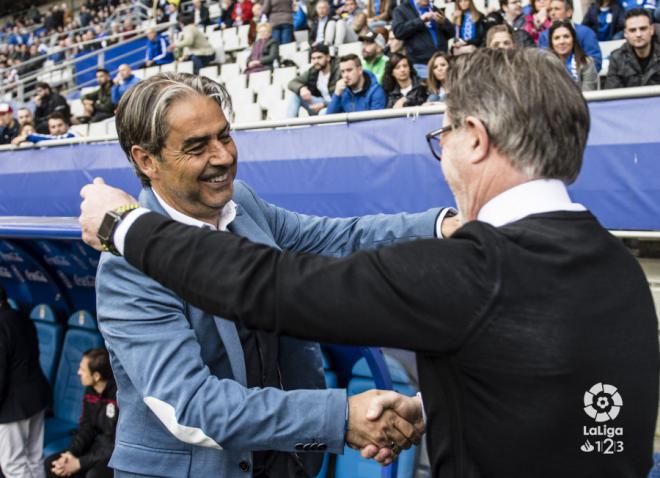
434;207;458;239
416;392;427;425
113;208;150;256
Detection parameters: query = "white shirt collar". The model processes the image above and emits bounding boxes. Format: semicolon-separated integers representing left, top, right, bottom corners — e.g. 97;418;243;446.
153;189;237;231
477;179;586;228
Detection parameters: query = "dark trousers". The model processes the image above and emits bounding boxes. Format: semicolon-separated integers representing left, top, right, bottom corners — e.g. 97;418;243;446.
190;54;215;74
44;451;113;478
272;23;294;45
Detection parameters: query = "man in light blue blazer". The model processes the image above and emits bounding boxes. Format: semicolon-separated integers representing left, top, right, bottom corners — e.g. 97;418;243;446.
95;72;455;477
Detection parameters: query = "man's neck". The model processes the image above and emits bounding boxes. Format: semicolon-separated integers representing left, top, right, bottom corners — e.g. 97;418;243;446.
321;63;331;75
352;74;365;92
634;41;652;59
152;187;221;228
93;380;107;395
398;77;412;89
504;11;517;24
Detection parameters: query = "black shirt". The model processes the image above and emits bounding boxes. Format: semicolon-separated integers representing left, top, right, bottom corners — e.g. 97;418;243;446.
0;120;19;145
636;43;653;73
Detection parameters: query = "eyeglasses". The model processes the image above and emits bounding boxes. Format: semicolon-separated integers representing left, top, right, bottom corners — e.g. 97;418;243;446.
425;125;454;161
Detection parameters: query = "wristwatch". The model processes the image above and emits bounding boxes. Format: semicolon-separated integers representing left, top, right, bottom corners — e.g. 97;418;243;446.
97;204;139;256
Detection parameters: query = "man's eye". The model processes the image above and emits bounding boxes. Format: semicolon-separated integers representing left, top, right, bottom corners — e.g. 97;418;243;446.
218;134;232;143
187;146;205;155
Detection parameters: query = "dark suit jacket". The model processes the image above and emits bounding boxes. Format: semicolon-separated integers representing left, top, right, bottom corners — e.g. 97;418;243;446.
0;305;50;423
391;1;453;64
121;210;659;478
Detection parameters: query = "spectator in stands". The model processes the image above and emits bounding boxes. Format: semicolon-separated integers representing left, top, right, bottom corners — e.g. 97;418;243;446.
425;51;450;103
549;20;598;90
44;348;117;478
17;107;34;128
168;13;215;74
486;24;516;48
385;30;405;56
191;0;212;26
218;0;237;28
336;0;368;42
0;104;20;145
122;18;137;40
112;64;141;106
523;0;552;43
311;0;339;45
326;53;387;113
451;0;486;53
81;69;114;123
13;112;76;144
245;23;279;74
0;285;50;478
231;0;255;26
10;123;36;146
539;0;603;71
366;0;392;29
34;82;70;133
360;30;388;84
392;0;453;78
582;0;625;41
484;0;534;46
263;0;295;44
620;0;656;12
605;8;660;88
287;44;339;116
383;53;428;108
145;28;175;67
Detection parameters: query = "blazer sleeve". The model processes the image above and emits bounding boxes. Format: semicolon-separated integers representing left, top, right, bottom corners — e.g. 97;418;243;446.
239;181;442;255
0;323;8;407
123;213;498;353
392;7;426;40
96;255;347;453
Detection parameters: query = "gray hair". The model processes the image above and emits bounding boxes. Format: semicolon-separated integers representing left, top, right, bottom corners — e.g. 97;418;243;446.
444;48;589;183
115;72;232;186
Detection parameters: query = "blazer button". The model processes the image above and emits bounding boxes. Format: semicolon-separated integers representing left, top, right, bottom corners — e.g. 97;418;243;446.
318;443;327;451
302;443;312;450
295;443;304;450
239;461;250;472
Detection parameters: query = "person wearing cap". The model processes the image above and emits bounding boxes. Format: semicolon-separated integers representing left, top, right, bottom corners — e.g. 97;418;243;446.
0;104;20;145
287;44;340;117
81;69;114;123
360;30;389;84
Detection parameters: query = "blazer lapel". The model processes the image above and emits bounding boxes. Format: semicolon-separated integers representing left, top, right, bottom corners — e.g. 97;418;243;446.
139;188;248;387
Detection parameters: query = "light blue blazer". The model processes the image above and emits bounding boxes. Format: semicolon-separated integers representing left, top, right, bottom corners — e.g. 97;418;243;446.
96;180;441;477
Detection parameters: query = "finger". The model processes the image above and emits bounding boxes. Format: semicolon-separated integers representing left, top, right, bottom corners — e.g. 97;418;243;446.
374;447;393;462
384;422;413;450
392;415;422;447
366;391;399;420
93;177;106;185
360;444;379;459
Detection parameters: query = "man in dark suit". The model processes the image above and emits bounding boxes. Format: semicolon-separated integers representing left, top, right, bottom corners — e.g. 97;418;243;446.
0;287;51;477
80;48;659;477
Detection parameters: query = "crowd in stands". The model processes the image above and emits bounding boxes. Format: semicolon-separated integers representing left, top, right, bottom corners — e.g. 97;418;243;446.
0;0;659;145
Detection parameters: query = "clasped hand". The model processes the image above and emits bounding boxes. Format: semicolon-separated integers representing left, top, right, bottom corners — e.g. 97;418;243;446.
347;390;425;466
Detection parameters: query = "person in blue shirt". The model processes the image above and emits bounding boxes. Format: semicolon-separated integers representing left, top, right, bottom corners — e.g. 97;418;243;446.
111;64;141;106
15;112;76;144
582;0;625;40
326;54;387;113
539;0;603;71
619;0;656;12
144;28;174;67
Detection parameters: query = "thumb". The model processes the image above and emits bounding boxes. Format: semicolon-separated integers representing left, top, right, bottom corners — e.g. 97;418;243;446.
93;177;106;185
366;392;399;420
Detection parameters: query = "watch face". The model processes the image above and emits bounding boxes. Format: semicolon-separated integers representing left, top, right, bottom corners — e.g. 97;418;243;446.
98;211;120;242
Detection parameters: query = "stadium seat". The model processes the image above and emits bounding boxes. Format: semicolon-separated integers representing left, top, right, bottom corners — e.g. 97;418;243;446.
234;103;262;124
88;121;107;138
272;66;297;90
223;27;240;51
248;70;271;93
266;100;289;120
337;42;362;59
29;304;63;385
69;99;85;118
80;86;97;97
208;30;223;48
279;42;298;62
209;3;221;19
178;61;194;74
236;49;251;71
225;73;248;92
237;24;250;49
106;119;117;137
145;65;161;78
335;356;418;478
45;310;104;446
160;62;177;73
221;62;241;82
257;85;282;110
199;65;218;80
600;39;625;60
133;68;145;79
291;51;311;70
43;435;72;457
69;124;88;137
294;30;309;45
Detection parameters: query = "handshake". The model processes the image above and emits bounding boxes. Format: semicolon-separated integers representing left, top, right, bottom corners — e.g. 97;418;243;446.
346;390;425;466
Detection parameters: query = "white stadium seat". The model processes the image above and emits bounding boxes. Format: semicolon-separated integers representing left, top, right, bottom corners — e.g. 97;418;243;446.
160;62;177;73
88;121;108;138
69;124;88;137
133;68;145;79
234;102;262;124
178;61;194;74
248;70;271;93
145;65;160;78
257;84;283;110
337;41;362;58
279;42;297;61
266;100;289;120
272;67;298;90
199;66;219;80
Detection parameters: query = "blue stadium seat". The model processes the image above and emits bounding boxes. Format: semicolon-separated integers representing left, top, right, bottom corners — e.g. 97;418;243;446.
335;356;418;478
44;310;104;447
29;304;63;385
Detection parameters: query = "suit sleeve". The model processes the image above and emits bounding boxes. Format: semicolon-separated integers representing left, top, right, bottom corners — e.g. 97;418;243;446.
124;213;498;353
0;324;8;408
96;254;347;453
241;181;442;255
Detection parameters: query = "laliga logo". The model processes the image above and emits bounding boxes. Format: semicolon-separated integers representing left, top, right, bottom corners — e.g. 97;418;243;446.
583;383;622;422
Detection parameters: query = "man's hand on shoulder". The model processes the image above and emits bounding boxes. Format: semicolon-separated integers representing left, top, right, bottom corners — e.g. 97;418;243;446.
348;390;425;466
79;177;137;250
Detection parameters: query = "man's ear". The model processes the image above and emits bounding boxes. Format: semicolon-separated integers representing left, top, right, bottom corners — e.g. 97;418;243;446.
463;115;490;165
131;145;159;181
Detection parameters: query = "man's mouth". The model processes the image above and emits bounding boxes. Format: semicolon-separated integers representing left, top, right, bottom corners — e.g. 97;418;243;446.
200;171;229;183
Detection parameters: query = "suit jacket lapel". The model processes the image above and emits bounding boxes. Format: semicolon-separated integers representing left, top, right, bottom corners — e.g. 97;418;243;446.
139;188;248;387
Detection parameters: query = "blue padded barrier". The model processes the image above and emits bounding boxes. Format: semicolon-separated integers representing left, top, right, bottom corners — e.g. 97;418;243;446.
45;311;104;446
335;356;418;478
43;436;72;458
29;304;63;385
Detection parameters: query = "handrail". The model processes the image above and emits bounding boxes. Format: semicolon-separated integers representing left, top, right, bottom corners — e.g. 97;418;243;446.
1;84;659;152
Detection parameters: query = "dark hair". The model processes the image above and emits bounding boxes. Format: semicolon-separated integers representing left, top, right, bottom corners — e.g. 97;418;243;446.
550;0;573;11
84;348;113;381
549;20;587;68
382;53;415;93
427;51;451;94
180;13;194;25
455;0;482;24
339;53;361;67
97;68;109;75
624;7;653;26
486;24;513;47
0;286;7;307
48;111;69;124
18;122;35;134
35;81;51;91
